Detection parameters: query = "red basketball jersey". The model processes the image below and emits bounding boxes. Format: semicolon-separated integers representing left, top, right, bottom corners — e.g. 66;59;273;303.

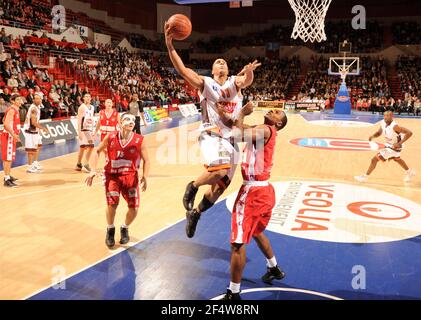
100;109;119;134
104;132;143;175
241;125;276;181
2;107;21;135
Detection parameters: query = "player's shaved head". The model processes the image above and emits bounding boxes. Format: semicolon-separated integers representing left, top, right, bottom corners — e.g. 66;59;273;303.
264;109;287;131
384;110;394;124
212;58;229;77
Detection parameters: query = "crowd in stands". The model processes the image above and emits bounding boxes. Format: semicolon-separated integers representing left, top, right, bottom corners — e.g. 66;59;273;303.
83;47;194;110
392;21;421;45
193;21;384;54
314;21;383;53
396;56;421;115
295;56;396;112
241;56;300;101
0;0;50;30
128;34;164;51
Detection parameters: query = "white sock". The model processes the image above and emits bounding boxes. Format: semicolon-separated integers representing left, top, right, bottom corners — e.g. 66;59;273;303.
229;281;241;294
107;224;114;229
266;256;277;268
121;223;128;229
4;175;10;181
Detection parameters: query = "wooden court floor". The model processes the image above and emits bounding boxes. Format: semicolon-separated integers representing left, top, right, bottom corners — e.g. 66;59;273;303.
1;113;420;299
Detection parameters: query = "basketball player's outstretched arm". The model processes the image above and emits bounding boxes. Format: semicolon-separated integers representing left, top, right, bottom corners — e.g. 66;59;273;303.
235;60;261;89
164;22;204;90
139;143;150;192
393;125;413;149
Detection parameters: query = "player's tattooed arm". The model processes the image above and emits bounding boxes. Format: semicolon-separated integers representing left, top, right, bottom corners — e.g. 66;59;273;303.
31;109;47;132
394;125;413;148
164;21;204;90
369;127;383;141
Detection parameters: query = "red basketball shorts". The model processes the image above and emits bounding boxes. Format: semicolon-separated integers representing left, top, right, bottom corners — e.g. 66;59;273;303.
1;132;16;162
104;173;139;209
231;182;275;244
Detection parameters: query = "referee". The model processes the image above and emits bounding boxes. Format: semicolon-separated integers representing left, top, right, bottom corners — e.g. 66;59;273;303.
128;93;146;134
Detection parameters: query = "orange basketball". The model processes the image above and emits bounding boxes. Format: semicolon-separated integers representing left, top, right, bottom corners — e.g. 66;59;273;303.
168;14;192;41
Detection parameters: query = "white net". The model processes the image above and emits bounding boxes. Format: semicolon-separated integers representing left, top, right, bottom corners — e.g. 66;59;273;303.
288;0;333;43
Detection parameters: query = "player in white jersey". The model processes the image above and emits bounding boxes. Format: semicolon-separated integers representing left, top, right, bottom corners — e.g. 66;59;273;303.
23;94;46;173
165;22;261;238
76;93;95;173
355;110;416;183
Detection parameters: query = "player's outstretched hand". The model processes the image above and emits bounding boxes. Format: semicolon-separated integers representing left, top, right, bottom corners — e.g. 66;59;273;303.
164;21;173;47
238;60;262;76
241;101;254;116
85;172;96;187
140;176;147;192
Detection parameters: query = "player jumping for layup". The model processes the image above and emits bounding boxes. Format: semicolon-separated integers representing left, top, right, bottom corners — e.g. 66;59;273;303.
222;108;288;300
86;113;150;248
165;21;261;238
354;110;416;183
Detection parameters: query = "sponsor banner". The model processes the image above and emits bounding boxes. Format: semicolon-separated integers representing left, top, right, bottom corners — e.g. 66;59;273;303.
290;137;384;151
19;119;77;146
144;108;170;124
179;103;199;117
286;101;321;112
226;181;421;243
255;100;285;111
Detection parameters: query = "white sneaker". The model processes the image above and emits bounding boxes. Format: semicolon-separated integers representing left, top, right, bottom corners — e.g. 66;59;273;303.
33;161;42;170
354;175;368;183
27;165;38;173
404;169;416;182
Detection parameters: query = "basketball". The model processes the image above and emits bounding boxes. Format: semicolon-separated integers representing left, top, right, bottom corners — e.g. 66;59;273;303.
167;14;192;41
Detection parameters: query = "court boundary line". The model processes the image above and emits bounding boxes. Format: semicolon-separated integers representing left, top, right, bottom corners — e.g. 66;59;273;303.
210;287;344;300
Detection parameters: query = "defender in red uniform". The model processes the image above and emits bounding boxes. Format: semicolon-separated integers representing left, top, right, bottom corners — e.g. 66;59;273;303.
222;108;288;301
86;113;150;248
1;95;23;187
94;99;120;142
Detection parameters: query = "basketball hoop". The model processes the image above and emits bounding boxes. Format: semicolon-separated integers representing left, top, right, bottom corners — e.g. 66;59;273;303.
288;0;333;43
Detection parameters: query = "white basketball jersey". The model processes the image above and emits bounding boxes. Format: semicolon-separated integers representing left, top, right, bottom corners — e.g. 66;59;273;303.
381;120;402;147
24;104;41;133
199;76;242;139
80;104;95;131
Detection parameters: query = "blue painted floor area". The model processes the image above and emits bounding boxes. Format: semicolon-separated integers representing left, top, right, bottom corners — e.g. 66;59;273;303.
30;199;421;300
0;114;201;171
